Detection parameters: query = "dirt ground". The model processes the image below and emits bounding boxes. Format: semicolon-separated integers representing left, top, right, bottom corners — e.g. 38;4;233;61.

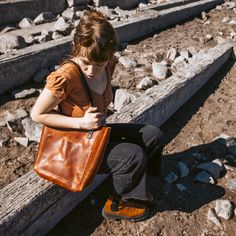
0;1;236;235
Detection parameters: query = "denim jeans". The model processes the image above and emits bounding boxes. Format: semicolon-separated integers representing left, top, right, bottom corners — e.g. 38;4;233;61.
98;123;164;201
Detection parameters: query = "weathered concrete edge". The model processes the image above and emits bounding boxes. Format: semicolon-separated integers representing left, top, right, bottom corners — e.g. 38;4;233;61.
107;42;233;126
22;174;108;236
116;0;224;42
0;0;223;94
1;0;197;38
0;0;66;26
0;42;233;236
142;0;199;11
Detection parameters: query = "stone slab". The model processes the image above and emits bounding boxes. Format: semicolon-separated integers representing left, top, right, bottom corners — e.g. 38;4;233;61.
140;0;198;11
107;42;233;126
115;0;224;43
0;41;233;235
0;0;66;26
93;0;141;9
0;37;72;94
0;0;223;94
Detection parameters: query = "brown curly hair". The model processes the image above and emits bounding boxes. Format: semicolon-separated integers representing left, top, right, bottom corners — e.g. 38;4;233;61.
72;9;118;63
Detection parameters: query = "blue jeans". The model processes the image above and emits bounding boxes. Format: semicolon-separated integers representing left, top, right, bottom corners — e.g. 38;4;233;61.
98;124;164;201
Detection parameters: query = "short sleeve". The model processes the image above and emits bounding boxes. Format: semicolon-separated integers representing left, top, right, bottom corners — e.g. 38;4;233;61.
45;71;71;100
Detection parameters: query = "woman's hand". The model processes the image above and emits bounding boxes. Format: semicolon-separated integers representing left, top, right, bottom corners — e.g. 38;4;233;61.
80;107;105;130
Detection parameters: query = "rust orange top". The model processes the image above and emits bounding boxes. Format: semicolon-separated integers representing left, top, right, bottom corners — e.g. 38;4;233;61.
45;56;118;118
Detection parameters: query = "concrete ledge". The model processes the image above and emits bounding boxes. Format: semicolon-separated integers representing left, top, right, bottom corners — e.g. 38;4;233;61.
0;0;198;38
141;0;199;11
0;37;72;94
0;0;223;94
115;0;223;42
0;0;66;26
107;42;233;126
0;41;233;236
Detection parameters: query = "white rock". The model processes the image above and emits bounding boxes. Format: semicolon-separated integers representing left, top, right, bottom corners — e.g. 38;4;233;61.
52;31;64;40
171;56;188;73
197;159;224;179
0;34;26;54
216;5;223;10
34;12;56;25
62;8;76;20
114;89;139;112
195;171;215;184
166;48;178;61
21;117;43;142
222;17;230;23
139;3;147;8
215;199;234;220
213;133;231;145
226;178;236;192
216;36;227;44
53;17;73;35
152;62;168;79
24;34;36;45
226;138;236;155
205;34;213;40
225;2;236;9
228;19;236;25
136;77;155;90
164;172;178;184
0;109;28;127
178;161;189;178
207;208;221;227
118;56;138;68
19;18;34;28
179;48;191;59
14;137;29;147
11;88;37;99
201;11;207;20
0;26;16;34
175;183;189;193
0;138;9;147
186;46;198;55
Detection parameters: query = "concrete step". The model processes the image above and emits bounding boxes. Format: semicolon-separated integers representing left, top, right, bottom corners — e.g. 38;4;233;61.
0;0;198;38
0;41;234;236
0;0;66;26
0;0;224;94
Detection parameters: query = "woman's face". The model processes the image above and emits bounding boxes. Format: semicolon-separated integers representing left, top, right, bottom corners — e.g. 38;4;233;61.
77;56;108;79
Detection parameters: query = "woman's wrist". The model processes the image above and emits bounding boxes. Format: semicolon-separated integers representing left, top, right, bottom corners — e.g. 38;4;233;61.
72;117;84;129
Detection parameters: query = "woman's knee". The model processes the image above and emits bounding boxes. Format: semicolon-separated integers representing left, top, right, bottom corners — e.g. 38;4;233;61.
140;125;165;151
107;143;146;173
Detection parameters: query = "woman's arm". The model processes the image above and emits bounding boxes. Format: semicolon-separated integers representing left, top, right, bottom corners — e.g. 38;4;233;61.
31;88;104;130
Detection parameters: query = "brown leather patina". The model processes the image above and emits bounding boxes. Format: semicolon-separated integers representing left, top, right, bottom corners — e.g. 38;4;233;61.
34;126;110;192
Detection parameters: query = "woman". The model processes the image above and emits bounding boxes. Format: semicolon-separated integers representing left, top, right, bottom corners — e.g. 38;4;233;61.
31;9;164;222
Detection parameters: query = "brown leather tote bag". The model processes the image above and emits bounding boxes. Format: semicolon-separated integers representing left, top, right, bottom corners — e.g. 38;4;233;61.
34;61;111;192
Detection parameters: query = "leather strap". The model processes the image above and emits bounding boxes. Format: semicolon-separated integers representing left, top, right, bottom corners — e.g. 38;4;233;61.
63;59;94;107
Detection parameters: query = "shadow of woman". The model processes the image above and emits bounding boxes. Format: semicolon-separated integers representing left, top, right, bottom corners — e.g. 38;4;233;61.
148;138;236;216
